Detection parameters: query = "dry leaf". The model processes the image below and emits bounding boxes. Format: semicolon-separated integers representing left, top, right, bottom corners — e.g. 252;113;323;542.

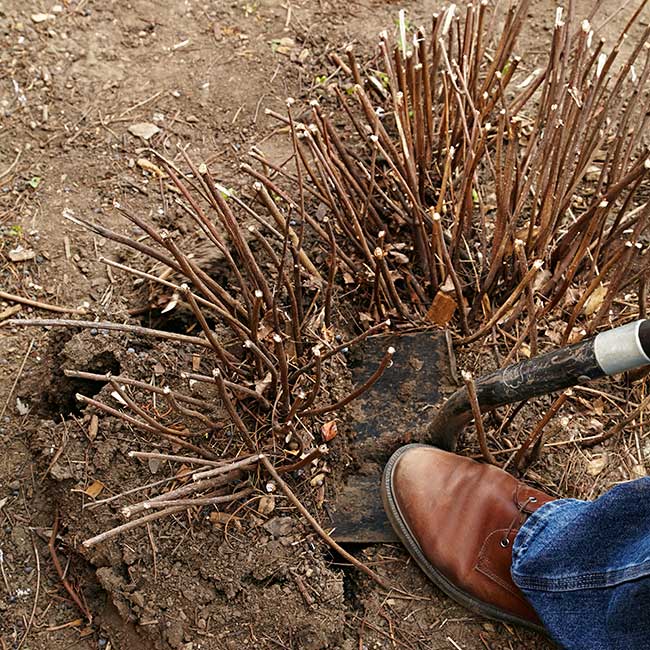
175;464;192;482
583;285;607;317
258;495;275;515
82;480;105;498
321;420;338;441
388;250;410;264
631;464;647;479
192;354;201;371
128;123;160;140
587;454;608;476
160;293;179;314
592;398;604;416
210;511;240;526
88;414;99;441
255;372;272;395
426;291;457;327
9;247;35;262
0;304;22;321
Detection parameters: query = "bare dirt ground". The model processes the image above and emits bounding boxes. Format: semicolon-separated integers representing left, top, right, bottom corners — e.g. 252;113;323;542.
1;1;648;649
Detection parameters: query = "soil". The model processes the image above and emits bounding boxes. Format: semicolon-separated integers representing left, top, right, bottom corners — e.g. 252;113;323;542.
1;2;648;650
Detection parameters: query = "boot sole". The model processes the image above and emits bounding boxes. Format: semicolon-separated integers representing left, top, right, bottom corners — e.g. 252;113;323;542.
381;443;547;635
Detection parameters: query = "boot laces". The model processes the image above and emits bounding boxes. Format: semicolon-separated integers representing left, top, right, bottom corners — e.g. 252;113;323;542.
500;496;537;548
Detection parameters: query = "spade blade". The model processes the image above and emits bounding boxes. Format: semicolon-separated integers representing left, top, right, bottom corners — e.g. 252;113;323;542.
330;331;452;543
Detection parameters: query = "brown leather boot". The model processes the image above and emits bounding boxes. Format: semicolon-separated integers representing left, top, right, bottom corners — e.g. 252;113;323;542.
381;444;555;632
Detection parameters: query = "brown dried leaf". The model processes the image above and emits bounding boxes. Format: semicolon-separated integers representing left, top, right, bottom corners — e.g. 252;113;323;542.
631;464;646;479
175;464;192;482
9;247;35;262
425;291;457;327
82;480;104;498
255;372;272;395
388;250;410;264
88;414;99;441
320;420;338;442
258;495;275;515
321;420;338;442
210;511;240;527
586;454;608;476
583;285;607;317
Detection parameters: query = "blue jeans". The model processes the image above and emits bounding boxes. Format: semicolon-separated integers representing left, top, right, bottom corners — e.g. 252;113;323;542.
511;477;650;649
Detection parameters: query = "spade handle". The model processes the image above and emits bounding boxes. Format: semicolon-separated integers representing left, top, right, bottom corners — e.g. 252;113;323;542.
429;319;650;450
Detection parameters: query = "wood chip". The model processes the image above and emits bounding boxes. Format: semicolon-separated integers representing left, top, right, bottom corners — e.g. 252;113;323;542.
0;304;22;321
31;13;56;22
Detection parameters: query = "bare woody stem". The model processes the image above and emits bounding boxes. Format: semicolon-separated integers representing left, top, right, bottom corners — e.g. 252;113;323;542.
301;347;395;417
462;371;498;465
2;318;213;348
75;393;218;460
212;369;257;452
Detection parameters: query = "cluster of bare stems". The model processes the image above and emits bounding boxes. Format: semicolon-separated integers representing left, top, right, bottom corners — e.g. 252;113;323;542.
5;2;650;539
255;2;650;356
5;132;398;543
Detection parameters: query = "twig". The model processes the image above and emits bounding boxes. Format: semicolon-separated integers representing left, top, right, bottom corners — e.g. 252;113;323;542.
191;454;261;481
83;504;189;548
49;513;92;622
128;451;223;466
462;371;497;465
2;318;212;349
0;291;85;315
122;472;243;518
212;369;257;451
16;535;40;650
0;148;21;181
75;393;218;460
0;338;34;419
513;391;569;470
579;393;650;447
137;486;254;510
301;347;395;417
460;261;544;345
64;370;211;409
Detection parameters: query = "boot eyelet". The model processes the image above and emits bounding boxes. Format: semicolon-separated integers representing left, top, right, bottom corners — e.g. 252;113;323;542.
530;497;537;503
500;538;510;548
